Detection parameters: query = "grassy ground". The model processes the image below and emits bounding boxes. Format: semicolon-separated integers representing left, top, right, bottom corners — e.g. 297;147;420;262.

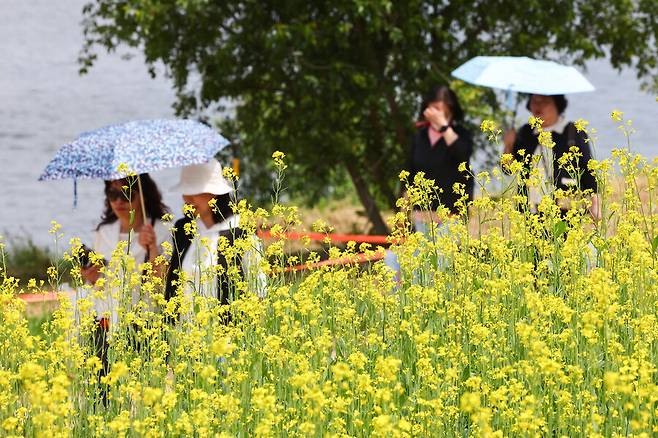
2;235;73;285
27;312;52;338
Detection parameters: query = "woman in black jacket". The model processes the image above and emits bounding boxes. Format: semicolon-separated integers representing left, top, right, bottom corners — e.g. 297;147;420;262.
407;85;474;219
384;86;474;282
503;94;599;218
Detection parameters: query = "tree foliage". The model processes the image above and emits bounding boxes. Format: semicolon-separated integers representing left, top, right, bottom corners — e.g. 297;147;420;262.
80;0;658;233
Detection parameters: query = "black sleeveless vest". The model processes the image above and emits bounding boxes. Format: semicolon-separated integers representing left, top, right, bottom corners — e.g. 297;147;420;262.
164;216;245;305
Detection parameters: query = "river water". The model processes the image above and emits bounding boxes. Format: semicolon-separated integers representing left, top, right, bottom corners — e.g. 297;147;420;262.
1;0;656;247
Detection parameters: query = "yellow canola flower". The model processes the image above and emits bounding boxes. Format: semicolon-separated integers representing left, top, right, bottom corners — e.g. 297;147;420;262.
574;118;589;132
272;150;287;169
143;387;163;407
537;130;555;149
101;361;129;386
222;166;238;181
460;392;481;414
529;115;544;129
211;336;235;356
49;220;62;234
2;417;19;433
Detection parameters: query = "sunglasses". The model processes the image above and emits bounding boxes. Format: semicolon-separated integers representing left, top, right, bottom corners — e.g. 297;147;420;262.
105;188;140;202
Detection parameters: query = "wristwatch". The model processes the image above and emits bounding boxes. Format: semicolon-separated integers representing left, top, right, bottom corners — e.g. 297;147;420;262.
439;124;451;133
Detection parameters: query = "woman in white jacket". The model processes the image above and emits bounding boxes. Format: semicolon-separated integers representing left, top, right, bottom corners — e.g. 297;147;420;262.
80;173;171;405
81;173;171;327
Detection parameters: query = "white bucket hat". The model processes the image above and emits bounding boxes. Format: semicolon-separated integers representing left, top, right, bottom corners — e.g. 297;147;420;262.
172;160;233;195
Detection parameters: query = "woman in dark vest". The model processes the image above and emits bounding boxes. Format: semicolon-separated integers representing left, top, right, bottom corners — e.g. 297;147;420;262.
165;160;266;316
503;94;599;218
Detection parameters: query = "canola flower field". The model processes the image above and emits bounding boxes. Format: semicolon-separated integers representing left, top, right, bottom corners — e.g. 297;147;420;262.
1;115;658;437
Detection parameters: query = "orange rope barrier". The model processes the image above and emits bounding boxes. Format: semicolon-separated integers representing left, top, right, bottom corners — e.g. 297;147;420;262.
257;230;393;245
17;291;75;303
18;292;61;303
280;251;385;273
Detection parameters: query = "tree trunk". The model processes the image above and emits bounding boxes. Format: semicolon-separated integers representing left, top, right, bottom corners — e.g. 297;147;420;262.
383;93;412;211
365;104;401;211
345;160;390;235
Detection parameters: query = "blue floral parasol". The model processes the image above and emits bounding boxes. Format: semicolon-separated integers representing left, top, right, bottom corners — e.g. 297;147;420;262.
39;119;230;181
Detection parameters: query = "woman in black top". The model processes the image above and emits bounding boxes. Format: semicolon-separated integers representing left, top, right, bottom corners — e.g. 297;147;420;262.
384;86;473;282
407;85;474;216
503;94;599;218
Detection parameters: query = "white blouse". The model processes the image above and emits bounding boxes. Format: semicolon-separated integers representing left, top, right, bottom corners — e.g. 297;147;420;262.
92;219;170;325
180;214;267;300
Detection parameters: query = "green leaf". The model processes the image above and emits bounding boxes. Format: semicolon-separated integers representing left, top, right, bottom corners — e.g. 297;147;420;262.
554;220;568;238
651;236;658;254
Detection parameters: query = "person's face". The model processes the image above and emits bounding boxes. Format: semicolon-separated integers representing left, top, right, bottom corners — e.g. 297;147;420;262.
428;100;453;121
529;95;559;126
106;180;141;220
182;193;214;218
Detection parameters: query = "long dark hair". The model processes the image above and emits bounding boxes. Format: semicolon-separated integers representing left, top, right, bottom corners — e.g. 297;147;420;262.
97;173;170;229
419;85;464;122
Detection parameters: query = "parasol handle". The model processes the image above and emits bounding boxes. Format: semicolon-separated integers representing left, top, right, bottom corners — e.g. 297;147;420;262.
504;87;523;131
505;87;515;129
136;174;148;226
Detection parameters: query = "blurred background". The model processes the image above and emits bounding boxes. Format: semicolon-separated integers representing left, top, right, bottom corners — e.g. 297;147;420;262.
1;0;656;247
